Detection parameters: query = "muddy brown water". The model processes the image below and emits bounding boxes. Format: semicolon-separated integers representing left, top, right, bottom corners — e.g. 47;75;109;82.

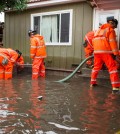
0;72;120;134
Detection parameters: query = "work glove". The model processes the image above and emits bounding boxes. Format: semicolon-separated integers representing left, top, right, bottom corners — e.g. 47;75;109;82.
2;58;8;65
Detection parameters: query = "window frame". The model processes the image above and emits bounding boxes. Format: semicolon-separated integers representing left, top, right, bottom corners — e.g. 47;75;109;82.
31;9;73;46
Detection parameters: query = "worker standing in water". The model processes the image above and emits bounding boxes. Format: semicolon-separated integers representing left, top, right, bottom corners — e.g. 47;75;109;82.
28;30;47;79
90;17;120;93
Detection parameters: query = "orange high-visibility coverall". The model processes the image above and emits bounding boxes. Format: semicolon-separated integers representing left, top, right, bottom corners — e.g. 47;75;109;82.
16;55;24;66
84;31;94;66
91;23;120;88
0;48;19;79
7;48;24;73
15;55;24;72
30;34;47;79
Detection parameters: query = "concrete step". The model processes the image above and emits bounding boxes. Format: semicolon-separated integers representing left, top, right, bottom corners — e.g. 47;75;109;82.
80;67;110;79
13;64;113;80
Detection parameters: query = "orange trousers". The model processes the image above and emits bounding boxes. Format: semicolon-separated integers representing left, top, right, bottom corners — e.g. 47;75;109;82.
84;44;93;65
91;54;120;88
32;58;45;79
0;61;13;80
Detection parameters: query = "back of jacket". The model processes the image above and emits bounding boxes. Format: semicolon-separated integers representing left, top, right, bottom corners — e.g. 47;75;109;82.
30;34;47;59
0;48;9;64
0;48;10;59
92;23;119;55
6;48;19;64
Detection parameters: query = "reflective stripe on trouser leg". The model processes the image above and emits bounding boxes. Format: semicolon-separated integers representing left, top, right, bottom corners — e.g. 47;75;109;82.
32;58;45;79
109;70;120;87
4;62;13;80
91;69;99;84
101;54;120;88
90;54;103;84
39;59;45;77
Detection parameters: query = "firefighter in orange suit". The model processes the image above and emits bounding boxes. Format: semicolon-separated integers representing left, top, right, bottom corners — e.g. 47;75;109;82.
90;17;120;92
15;49;24;73
83;31;94;68
28;30;47;79
0;48;23;79
6;48;24;72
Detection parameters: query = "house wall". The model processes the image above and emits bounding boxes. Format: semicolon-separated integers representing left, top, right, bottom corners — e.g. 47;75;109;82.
4;2;93;69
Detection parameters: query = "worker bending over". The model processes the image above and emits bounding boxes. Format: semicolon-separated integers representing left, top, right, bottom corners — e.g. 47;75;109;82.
0;48;24;79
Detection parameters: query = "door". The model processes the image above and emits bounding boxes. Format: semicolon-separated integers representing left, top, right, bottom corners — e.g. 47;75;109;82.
93;9;120;48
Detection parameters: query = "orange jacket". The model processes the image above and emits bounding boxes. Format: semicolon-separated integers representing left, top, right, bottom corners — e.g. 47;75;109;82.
84;31;94;50
0;48;24;64
16;56;24;65
0;48;22;65
92;23;119;55
7;48;19;64
30;34;47;59
0;48;11;60
0;52;8;65
6;48;24;68
15;55;24;69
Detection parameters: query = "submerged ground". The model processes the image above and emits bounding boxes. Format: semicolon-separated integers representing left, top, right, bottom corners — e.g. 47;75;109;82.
0;72;120;134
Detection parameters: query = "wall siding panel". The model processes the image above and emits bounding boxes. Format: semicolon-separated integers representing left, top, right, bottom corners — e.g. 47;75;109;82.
4;2;93;70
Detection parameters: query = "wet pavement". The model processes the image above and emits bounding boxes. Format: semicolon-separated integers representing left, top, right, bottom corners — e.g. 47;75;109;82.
0;72;120;134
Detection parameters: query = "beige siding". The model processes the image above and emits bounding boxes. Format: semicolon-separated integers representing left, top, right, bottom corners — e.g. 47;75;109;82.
4;2;93;69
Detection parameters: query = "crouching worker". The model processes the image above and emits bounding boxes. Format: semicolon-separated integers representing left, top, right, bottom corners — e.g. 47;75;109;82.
83;31;94;68
28;30;47;79
0;48;24;79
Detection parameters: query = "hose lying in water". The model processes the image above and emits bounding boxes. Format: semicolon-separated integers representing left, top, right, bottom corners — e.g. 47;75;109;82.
56;55;94;83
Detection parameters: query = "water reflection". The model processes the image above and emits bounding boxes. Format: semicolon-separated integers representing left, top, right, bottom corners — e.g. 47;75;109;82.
0;75;119;134
0;78;47;133
28;79;46;130
80;87;120;134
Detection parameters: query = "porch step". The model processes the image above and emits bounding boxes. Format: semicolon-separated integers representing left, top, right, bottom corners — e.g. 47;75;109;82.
80;67;110;79
13;64;112;80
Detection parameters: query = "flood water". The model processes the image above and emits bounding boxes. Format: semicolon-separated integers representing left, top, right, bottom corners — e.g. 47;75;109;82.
0;72;120;134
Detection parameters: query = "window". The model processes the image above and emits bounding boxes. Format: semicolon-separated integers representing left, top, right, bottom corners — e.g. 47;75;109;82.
31;10;73;45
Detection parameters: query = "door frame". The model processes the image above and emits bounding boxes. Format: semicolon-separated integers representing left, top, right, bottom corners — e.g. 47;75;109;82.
93;9;120;48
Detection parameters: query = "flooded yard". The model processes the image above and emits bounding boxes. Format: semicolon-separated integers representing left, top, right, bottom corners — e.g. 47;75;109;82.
0;72;120;134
